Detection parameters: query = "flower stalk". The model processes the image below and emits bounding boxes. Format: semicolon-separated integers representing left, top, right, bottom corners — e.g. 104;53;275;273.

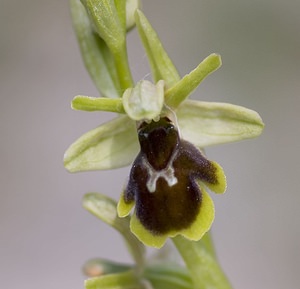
173;236;232;289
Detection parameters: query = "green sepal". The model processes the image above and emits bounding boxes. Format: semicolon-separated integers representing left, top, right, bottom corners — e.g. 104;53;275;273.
177;99;265;147
135;9;180;88
85;270;139;289
83;193;145;266
70;0;121;97
64;116;138;172
72;95;125;113
165;54;222;108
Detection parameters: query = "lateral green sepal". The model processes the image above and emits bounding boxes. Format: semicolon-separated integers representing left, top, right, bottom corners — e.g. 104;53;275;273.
64;116;138;172
177;99;264;147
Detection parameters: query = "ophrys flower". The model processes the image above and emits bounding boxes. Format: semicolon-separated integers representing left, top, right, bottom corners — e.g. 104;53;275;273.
65;5;264;248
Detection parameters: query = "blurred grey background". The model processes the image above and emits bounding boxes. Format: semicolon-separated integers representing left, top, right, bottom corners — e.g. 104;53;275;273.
1;0;299;288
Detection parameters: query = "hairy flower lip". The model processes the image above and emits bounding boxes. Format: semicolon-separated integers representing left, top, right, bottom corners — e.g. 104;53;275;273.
117;116;227;248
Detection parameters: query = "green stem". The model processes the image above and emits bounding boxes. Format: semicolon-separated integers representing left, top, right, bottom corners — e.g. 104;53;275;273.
122;229;145;270
201;231;217;259
113;43;134;91
172;236;233;289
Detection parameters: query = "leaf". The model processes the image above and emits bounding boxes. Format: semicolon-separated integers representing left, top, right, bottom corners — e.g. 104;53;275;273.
70;0;121;97
177;100;264;147
135;9;180;88
64;116;139;172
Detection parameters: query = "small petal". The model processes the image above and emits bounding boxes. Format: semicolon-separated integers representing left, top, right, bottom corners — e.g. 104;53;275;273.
122;80;164;121
64;116;138;172
177;99;264;147
72;95;125;113
165;54;222;108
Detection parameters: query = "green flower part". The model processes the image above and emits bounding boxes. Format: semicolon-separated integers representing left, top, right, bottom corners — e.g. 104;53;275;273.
117;116;226;248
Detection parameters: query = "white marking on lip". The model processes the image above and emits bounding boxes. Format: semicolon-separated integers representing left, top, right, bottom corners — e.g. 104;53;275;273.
142;149;179;193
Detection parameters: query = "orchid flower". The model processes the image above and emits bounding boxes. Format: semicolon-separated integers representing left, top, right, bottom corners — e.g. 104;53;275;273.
65;1;263;249
66;1;264;288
